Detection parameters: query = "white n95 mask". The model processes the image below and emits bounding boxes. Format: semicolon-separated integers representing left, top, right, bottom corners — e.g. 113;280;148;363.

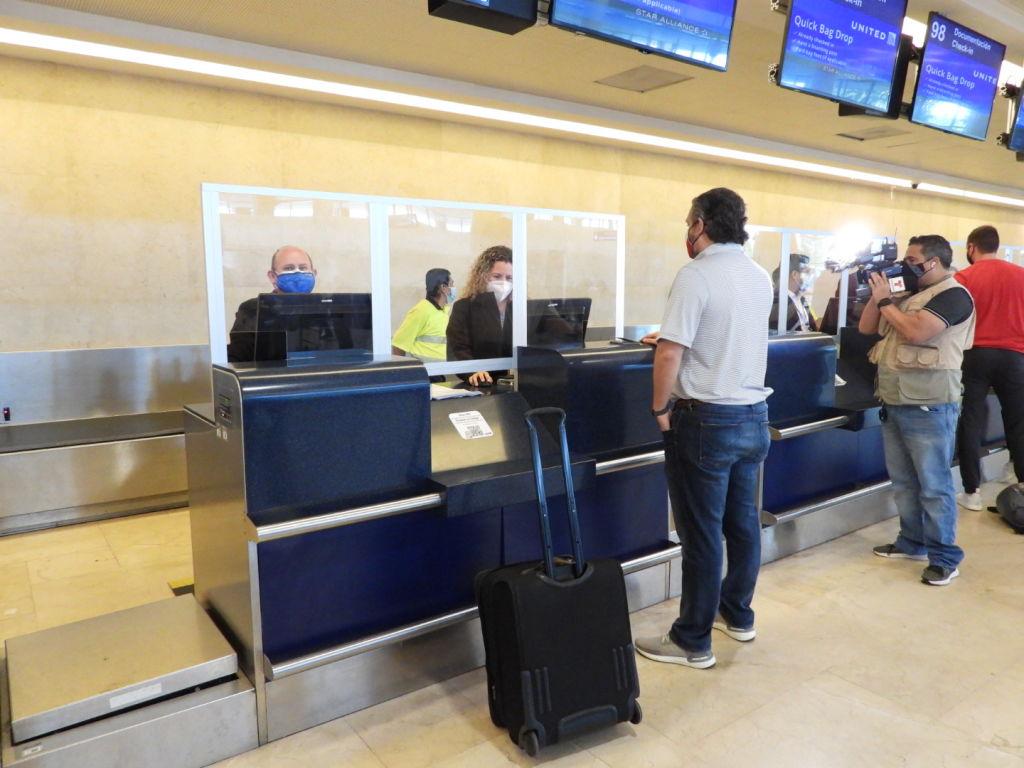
488;280;512;303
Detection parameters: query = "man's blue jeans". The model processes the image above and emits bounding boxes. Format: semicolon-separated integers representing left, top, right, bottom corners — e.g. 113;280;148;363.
881;403;964;569
664;401;770;653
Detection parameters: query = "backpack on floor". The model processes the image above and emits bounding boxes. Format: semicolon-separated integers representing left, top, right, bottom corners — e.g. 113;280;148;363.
993;483;1024;534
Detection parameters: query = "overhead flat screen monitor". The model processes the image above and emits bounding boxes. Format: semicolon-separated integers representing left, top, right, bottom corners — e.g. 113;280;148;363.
777;0;908;113
1009;99;1024;153
910;13;1005;141
228;293;373;362
549;0;737;71
526;298;591;348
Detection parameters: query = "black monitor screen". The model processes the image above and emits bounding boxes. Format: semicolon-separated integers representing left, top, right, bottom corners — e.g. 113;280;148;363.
526;298;592;348
910;13;1005;141
549;0;736;72
777;0;908;113
229;293;373;362
1010;98;1024;152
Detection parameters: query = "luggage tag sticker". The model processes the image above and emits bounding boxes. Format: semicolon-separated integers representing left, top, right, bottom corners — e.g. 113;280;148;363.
448;411;494;440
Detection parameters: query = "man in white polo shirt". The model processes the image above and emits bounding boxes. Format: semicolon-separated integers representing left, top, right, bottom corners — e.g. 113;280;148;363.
636;188;774;670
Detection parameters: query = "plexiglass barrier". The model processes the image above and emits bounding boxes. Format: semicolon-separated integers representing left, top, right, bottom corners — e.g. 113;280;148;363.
526;213;621;345
202;185;624;377
214;192;373;364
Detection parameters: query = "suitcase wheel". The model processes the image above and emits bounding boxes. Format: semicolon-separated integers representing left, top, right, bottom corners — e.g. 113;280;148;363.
520;730;540;757
630;701;643;725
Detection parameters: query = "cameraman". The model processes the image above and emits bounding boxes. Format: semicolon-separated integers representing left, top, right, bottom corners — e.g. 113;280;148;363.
859;235;975;586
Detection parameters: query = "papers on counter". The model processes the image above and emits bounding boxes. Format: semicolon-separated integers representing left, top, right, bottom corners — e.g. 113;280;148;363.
430;384;483;401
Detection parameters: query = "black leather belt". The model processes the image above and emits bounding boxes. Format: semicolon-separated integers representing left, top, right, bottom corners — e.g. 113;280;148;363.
673;398;704;412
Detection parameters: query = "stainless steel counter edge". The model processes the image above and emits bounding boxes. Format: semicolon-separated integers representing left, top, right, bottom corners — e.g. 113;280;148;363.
594;450;665;476
251;493;446;542
770;480;893;526
265;544;682;681
769;415;850;441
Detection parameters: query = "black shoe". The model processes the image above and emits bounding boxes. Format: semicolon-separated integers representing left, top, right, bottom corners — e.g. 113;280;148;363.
921;565;960;586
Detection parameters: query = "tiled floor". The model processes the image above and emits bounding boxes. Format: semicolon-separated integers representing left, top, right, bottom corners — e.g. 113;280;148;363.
0;508;192;643
3;482;1023;767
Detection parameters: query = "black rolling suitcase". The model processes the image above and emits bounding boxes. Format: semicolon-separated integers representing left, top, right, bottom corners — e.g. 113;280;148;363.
475;407;642;756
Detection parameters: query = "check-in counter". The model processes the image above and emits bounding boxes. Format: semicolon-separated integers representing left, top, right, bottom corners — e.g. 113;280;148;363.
185;332;1013;746
186;350;674;744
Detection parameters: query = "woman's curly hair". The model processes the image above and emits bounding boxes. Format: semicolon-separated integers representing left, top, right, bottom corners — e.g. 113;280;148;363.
462;245;512;299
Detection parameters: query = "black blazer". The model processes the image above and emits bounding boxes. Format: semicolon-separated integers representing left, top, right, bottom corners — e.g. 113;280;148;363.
446;292;513;363
769;295;817;334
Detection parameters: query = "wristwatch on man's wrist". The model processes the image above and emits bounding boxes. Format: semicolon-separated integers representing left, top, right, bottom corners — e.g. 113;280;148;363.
651;403;672;417
877;297;894;309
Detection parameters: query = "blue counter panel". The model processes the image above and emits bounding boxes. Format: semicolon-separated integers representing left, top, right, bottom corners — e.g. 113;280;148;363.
517;344;661;461
763;428;860;513
223;359;433;526
257;506;500;663
243;383;431;524
764;425;888;514
765;336;836;425
857;427;888;484
502;464;669;564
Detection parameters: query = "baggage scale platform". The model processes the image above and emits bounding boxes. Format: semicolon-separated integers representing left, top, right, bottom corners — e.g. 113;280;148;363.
1;595;257;768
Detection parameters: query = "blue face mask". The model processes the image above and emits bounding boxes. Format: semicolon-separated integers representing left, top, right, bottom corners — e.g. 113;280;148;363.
275;271;316;294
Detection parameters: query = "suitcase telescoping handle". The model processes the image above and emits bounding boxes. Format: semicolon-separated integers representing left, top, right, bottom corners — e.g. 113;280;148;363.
523;407;585;580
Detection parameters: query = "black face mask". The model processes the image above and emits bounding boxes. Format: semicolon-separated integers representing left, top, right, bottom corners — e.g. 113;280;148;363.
901;259;928;294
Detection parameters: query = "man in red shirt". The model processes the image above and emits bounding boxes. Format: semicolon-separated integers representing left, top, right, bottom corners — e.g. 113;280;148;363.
954;225;1024;510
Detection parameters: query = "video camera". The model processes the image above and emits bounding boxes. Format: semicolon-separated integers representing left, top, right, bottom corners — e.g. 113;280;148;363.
847;240;903;302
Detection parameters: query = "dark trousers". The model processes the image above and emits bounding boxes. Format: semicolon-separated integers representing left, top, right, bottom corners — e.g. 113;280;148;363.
664;401;770;653
958;348;1024;493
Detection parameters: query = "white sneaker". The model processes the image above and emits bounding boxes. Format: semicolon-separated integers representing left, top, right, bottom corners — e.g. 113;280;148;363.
957;492;982;511
999;461;1019;485
713;618;756;642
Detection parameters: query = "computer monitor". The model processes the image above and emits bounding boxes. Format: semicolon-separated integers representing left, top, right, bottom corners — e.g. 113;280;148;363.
910;13;1006;141
229;293;373;362
526;298;591;348
550;0;737;72
776;0;908;114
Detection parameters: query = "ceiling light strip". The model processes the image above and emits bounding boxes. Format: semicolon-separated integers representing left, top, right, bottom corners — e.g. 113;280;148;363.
0;27;911;188
2;27;1022;208
915;183;1024;209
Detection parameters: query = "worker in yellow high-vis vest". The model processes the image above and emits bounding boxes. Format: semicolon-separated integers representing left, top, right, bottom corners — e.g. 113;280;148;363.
392;268;453;362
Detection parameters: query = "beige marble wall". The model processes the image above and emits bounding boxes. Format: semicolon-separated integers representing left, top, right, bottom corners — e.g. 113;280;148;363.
2;55;1022;351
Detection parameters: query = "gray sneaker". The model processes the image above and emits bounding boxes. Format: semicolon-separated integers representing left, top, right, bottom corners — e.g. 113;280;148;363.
635;635;716;669
873;543;927;561
713;617;756;642
921;565;960;586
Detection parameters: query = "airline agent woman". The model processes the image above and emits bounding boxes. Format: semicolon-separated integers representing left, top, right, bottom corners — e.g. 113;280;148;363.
446;245;513;386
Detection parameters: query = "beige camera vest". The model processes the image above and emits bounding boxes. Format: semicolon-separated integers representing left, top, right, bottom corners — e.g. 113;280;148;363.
868;275;975;405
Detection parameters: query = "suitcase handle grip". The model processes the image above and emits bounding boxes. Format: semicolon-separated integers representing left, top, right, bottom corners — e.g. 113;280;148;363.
524;407;585;579
523;406;567;421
